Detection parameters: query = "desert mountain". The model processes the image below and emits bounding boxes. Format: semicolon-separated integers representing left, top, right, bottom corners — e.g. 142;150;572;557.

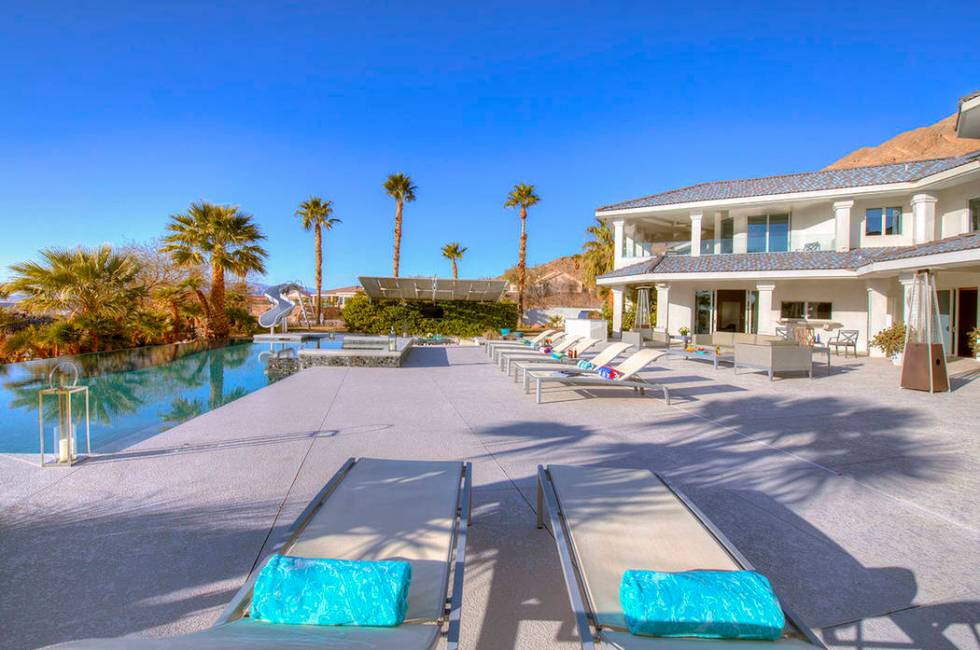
825;114;980;169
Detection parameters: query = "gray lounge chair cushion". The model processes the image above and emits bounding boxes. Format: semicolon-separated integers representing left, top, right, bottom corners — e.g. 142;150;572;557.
548;465;816;646
47;618;441;649
547;465;739;630
46;459;461;650
288;458;461;622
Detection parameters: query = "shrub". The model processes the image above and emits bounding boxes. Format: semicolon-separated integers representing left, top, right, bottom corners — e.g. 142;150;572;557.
870;322;906;357
968;326;980;358
341;295;518;337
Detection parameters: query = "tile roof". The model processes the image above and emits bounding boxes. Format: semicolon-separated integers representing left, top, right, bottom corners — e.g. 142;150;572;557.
597;233;980;279
598;150;980;212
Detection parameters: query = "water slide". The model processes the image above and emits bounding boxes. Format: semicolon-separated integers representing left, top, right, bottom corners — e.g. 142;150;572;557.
259;283;309;331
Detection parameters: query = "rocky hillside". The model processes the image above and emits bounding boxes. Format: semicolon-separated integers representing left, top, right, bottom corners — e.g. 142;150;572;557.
825;114;980;169
500;255;603;309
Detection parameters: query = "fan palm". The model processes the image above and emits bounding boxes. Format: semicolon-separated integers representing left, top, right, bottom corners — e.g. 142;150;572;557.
295;197;341;323
161;201;267;340
384;173;417;278
441;242;467;280
504;183;540;325
581;218;615;306
1;245;142;351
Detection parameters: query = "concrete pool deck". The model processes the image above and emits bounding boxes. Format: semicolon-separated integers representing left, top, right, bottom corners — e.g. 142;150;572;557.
1;345;978;649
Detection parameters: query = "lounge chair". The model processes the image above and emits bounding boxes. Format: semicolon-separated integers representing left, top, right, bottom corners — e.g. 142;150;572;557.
514;341;629;386
536;464;826;649
526;348;670;404
485;329;555;357
498;334;583;371
503;337;600;377
53;458;472;650
491;332;571;364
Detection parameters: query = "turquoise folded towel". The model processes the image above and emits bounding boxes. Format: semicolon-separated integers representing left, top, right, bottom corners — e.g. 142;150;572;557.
251;556;411;627
620;569;784;640
576;360;594;370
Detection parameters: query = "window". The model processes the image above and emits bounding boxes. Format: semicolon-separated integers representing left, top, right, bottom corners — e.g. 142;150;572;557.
970;198;980;232
780;301;805;319
807;302;832;320
747;214;790;253
865;207;903;236
780;301;832;320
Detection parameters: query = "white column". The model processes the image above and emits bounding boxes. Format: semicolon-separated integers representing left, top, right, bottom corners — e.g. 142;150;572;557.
898;272;915;324
911;194;938;244
733;214;748;253
866;280;890;357
713;212;722;254
612;219;625;268
756;283;776;335
690;212;703;257
655;282;670;332
833;200;853;252
611;286;624;334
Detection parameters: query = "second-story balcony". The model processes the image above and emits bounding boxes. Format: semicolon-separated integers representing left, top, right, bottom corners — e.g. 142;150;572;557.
622;233;836;260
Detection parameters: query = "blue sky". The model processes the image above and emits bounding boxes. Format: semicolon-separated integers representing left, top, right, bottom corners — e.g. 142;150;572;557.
1;2;978;288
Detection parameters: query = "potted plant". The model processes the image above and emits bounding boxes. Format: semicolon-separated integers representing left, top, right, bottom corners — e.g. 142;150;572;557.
969;326;980;361
870;322;906;365
678;326;690;349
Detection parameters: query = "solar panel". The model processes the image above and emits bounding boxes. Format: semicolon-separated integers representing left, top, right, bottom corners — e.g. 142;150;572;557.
358;276;508;302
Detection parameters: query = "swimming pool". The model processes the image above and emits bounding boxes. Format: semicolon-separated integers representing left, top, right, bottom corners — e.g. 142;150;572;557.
0;338;337;455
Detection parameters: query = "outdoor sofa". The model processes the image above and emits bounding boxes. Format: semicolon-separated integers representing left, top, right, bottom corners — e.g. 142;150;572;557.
694;332;830;379
735;342;815;381
621;328;673;350
52;458;472;650
536;463;826;649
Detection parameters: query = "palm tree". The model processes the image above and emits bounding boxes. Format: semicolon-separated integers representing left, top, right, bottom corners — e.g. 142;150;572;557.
441;242;467;280
161;201;268;340
504;183;540;325
153;277;201;342
1;245;142;351
581;218;616;308
384;173;417;277
295;197;341;323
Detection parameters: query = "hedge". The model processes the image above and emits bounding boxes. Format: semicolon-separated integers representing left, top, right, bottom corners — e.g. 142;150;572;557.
341;295;519;337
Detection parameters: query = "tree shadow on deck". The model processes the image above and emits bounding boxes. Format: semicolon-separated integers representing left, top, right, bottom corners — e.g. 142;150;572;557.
465;392;973;648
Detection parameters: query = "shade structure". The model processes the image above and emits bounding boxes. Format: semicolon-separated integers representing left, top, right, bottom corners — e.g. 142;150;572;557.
358;276;507;302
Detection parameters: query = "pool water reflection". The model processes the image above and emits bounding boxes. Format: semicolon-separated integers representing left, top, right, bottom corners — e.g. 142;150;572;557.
0;339;324;454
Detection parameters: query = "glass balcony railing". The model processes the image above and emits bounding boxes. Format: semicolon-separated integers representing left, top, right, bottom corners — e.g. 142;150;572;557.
623;234;837;259
789;234;836;252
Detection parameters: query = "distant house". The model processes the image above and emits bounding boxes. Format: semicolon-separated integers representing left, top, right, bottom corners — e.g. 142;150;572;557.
502;256;604;311
321;286;363;307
